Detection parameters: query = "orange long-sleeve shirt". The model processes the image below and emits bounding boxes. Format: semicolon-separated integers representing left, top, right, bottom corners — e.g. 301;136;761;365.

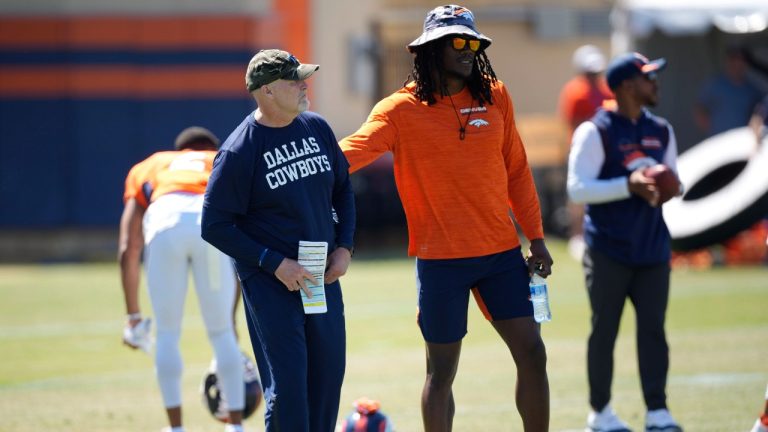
340;80;544;259
123;150;216;209
558;75;612;136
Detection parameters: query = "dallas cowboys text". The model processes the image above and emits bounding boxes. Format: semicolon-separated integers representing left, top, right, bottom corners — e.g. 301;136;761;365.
263;136;332;190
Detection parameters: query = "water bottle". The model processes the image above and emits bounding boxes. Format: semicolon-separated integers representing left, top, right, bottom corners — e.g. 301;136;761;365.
529;273;552;323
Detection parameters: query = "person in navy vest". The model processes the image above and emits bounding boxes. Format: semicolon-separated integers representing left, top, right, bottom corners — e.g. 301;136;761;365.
567;52;684;432
201;49;355;432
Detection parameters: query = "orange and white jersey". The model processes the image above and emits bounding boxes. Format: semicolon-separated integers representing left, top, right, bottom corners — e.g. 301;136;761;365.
123;150;216;209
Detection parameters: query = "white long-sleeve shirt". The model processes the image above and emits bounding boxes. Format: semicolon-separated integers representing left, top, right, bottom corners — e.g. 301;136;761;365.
567;120;679;204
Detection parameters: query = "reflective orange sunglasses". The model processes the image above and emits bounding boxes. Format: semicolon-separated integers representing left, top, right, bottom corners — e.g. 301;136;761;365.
451;37;481;52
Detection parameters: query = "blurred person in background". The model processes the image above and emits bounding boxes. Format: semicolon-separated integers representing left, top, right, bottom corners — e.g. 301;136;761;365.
559;45;612;137
201;49;355;432
710;66;768;266
341;5;553;432
748;93;768;262
750;384;768;432
567;52;683;432
694;45;763;139
559;44;613;260
750;93;768;143
119;127;245;432
750;96;768;432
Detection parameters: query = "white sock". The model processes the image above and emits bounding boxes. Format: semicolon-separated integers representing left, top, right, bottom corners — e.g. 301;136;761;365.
224;424;243;432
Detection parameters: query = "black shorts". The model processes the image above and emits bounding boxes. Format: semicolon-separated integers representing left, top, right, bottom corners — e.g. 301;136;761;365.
416;247;532;343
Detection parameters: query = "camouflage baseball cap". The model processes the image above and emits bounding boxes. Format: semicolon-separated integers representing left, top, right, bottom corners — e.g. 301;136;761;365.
245;49;319;92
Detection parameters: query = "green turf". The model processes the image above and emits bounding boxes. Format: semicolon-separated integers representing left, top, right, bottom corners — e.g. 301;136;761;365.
0;240;766;431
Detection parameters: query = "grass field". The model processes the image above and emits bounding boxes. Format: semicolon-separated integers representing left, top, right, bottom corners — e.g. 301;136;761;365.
0;239;766;431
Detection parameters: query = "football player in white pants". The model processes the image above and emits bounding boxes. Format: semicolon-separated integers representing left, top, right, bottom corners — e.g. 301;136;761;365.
119;127;245;432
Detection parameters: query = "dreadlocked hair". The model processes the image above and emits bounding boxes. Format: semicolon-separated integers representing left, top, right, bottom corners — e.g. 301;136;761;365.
405;40;498;106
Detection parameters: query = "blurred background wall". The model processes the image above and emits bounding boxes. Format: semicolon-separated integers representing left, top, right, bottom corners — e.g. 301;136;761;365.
1;0;766;261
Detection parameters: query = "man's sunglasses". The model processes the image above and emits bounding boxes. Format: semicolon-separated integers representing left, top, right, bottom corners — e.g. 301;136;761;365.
451;37;481;52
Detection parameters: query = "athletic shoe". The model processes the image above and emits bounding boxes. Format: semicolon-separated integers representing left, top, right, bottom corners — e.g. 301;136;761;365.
751;418;768;432
586;405;633;432
224;424;244;432
645;409;682;431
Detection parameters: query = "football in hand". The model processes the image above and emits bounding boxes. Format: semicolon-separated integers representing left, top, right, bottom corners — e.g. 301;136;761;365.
643;164;680;205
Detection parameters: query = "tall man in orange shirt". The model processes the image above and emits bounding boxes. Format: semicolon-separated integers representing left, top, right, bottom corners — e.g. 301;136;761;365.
341;5;554;431
119;127;245;432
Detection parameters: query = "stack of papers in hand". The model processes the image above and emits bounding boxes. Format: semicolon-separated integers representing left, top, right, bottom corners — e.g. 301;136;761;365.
298;241;328;314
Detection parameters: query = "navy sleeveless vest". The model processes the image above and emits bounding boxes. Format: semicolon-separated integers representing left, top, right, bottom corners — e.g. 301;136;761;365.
584;108;671;265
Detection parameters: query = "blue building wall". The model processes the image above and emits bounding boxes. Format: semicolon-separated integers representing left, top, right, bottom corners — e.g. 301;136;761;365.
0;98;252;227
0;16;259;227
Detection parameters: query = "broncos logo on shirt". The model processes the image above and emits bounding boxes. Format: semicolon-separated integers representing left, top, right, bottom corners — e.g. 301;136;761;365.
469;119;489;128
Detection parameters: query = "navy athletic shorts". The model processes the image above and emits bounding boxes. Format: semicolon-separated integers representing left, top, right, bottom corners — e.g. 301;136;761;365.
416;247;533;344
